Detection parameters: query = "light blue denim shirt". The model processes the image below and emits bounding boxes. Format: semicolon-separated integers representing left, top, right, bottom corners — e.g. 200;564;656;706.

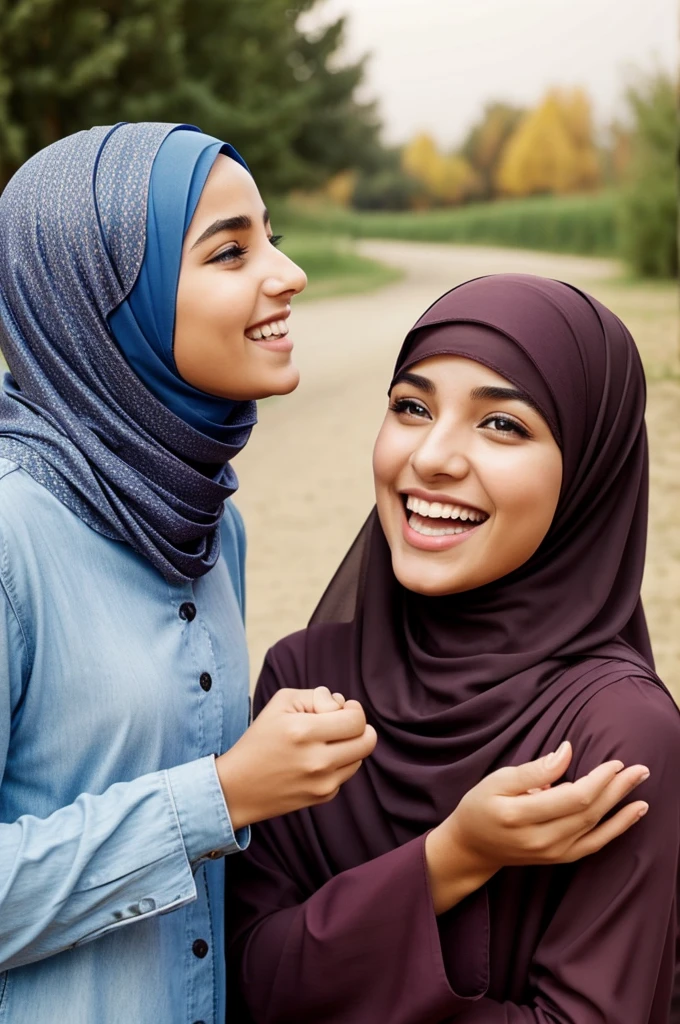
0;456;251;1023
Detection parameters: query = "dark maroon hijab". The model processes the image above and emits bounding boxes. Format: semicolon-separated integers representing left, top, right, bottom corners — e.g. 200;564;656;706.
307;273;659;833
229;275;680;1023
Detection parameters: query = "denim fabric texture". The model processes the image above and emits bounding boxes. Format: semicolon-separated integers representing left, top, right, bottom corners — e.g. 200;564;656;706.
0;457;250;1023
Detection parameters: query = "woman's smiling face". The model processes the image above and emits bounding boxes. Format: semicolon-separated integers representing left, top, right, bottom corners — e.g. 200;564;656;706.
174;154;307;401
373;354;563;596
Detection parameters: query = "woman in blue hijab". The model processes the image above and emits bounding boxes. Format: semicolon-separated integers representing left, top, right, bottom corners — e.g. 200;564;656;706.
0;121;379;1024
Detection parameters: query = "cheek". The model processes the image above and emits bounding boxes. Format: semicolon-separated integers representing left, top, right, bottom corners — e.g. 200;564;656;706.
177;271;251;340
487;448;562;547
372;421;413;493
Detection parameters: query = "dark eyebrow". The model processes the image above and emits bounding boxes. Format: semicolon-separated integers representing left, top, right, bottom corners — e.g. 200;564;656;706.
190;207;270;250
389;371;436;395
470;385;541;413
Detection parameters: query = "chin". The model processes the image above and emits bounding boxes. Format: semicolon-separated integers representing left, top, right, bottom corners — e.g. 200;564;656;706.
223;366;301;401
267;365;300;396
390;556;463;597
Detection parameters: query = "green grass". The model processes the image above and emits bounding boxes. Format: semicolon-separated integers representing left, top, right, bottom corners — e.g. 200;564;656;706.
280;233;402;301
274;191;621;258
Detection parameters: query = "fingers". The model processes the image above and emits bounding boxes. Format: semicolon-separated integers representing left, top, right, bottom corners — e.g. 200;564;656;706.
326;725;378;770
306;703;369;742
563;800;649;860
506;760;649;827
277;687;347;714
505;759;623;824
312;686;345;713
494;742;573;796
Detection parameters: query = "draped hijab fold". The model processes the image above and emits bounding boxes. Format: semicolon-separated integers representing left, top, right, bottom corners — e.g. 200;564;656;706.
0;122;257;585
307;273;662;836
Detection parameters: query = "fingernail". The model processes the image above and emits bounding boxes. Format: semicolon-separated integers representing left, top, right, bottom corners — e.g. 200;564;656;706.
638;770;650;783
637;804;649;817
546;741;568;767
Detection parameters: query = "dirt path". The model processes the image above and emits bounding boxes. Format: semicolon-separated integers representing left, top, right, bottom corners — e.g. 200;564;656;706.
233;242;680;696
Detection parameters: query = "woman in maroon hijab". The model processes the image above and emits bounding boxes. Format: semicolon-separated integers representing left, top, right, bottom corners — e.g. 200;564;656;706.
229;275;680;1023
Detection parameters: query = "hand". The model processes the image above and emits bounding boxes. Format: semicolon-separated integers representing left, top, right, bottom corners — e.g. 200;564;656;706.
426;741;650;914
216;687;377;829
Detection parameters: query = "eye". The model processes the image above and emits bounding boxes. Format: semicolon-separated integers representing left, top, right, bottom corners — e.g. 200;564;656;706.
209;243;249;265
389;396;431;420
480;414;531;439
269;234;284;248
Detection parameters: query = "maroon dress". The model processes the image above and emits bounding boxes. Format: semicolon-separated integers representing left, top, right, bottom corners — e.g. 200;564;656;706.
229;276;680;1023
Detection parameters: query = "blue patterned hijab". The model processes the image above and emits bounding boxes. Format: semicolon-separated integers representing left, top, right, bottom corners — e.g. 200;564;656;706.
0;122;258;585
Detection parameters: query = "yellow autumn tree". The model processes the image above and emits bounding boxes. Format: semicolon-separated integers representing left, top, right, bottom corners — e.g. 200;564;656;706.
429;155;479;204
496;88;600;196
401;132;478;206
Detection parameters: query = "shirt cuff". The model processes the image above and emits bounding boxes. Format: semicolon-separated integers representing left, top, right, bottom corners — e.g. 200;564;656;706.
166;756;250;865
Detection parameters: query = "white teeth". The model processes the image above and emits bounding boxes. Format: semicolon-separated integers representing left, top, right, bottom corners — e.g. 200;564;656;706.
246;319;289;341
405;495;486;523
409;514;466;537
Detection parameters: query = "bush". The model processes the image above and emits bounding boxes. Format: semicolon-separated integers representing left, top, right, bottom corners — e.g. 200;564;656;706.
275;191;620;257
619;72;677;279
352;169;424;211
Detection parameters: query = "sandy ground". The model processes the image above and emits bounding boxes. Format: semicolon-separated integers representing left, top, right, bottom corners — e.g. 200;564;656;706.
232;242;680;697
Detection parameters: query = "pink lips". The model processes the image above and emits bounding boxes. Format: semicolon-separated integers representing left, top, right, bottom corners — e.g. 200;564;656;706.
401;509;483;552
251;335;293;353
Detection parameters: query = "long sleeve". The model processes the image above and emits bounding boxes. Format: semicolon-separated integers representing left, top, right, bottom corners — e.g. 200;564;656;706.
229;830;488;1024
443;678;680;1024
229;667;680;1024
0;583;245;971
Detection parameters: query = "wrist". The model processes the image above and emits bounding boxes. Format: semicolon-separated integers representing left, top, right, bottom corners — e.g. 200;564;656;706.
215;748;250;832
425;820;496;915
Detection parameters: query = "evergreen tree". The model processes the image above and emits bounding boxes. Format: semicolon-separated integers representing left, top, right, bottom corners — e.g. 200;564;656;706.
0;0;184;186
0;0;381;193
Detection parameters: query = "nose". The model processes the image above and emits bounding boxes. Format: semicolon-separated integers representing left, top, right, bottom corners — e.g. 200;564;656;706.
264;249;307;298
410;423;470;483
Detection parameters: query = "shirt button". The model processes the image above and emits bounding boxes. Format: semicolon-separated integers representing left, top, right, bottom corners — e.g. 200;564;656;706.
192;938;209;959
199;672;212;692
207;849;222;860
179;602;196;621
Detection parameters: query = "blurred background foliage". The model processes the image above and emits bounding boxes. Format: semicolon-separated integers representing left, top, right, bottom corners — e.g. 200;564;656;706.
0;0;676;279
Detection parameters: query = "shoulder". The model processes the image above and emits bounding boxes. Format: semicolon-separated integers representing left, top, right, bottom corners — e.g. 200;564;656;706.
0;458;95;565
568;672;680;782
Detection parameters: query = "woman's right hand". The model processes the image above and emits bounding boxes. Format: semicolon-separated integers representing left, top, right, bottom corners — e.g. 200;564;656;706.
216;687;377;830
426;741;650;914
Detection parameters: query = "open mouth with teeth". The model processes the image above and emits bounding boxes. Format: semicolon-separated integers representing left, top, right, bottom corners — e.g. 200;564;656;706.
245;319;289;341
404;495;489;537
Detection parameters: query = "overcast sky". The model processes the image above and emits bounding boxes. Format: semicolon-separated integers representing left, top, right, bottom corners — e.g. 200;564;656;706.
302;0;678;147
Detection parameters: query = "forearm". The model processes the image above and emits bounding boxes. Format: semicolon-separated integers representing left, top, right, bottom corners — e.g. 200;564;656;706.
425;824;496;915
0;756;244;970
